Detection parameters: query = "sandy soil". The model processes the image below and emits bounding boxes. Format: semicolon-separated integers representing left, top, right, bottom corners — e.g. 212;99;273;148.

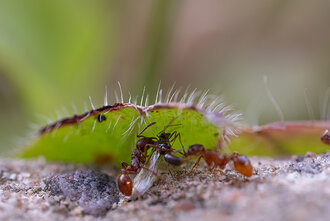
0;153;329;221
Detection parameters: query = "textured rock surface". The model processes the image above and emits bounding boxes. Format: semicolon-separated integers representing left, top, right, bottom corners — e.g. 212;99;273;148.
0;153;329;221
44;170;119;216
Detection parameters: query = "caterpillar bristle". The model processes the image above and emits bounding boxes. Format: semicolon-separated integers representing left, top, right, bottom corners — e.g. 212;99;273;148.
106;121;112;133
117;81;124;104
114;91;119;103
61;106;70;117
128;91;132;104
30;84;242;147
104;86;108;106
321;87;330;120
144;94;149;107
71;104;78;115
140;86;146;106
91;118;97;132
165;82;176;104
155;81;162;104
88;96;95;110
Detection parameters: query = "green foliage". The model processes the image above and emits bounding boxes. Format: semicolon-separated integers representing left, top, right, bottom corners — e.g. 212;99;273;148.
21;100;329;166
228;124;330;156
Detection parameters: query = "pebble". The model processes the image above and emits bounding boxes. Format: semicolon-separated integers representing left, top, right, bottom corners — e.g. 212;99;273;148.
9;173;17;180
173;199;195;211
8;197;19;207
44;170;119;216
71;206;83;216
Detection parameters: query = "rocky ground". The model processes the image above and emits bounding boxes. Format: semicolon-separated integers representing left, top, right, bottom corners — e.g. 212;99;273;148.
0;152;329;221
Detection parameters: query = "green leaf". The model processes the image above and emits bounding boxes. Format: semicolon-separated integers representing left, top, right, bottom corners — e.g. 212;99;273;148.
228;121;330;156
21;103;231;165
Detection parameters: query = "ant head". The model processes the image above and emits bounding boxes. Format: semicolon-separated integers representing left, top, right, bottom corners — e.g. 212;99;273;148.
158;132;171;140
187;144;205;155
136;137;155;151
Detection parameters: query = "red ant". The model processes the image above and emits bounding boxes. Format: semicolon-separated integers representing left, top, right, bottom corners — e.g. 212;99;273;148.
117;119;184;196
184;144;253;177
321;129;330;145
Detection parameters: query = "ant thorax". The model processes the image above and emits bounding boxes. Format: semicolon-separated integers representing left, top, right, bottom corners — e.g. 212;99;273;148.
157;133;171;143
157;143;171;154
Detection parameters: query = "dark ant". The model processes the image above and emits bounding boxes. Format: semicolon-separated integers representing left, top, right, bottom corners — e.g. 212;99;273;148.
117;119;184;196
96;114;106;122
184;144;253;177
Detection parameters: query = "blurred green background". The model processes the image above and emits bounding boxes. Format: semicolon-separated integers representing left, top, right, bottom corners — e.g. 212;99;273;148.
0;0;329;153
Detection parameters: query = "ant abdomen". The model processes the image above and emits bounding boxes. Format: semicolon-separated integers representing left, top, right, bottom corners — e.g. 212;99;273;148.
232;154;253;177
117;173;133;196
164;153;183;166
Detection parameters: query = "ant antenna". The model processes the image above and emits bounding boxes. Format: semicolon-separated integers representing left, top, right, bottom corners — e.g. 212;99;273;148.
263;76;284;122
304;88;315;120
137;122;156;137
157;117;181;136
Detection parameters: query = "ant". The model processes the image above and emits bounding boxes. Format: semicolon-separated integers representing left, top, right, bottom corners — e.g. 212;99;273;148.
117;119;185;196
183;144;253;177
321;129;330;145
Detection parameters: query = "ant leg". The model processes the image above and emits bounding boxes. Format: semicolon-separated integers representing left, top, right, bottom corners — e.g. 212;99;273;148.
168;169;175;180
170;132;186;156
178;133;184;149
186;156;202;175
177;132;186;155
157;117;181;136
140;165;162;180
121;161;130;169
173;148;185;154
208;164;226;175
137;122;156;137
169;131;178;143
143;145;149;162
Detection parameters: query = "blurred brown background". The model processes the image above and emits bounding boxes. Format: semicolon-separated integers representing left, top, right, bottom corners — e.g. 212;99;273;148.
0;0;329;152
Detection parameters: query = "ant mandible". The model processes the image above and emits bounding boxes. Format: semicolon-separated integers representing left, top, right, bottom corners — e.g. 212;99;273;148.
117;118;184;196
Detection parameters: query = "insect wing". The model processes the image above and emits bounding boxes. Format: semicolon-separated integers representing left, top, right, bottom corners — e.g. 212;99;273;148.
132;151;161;197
